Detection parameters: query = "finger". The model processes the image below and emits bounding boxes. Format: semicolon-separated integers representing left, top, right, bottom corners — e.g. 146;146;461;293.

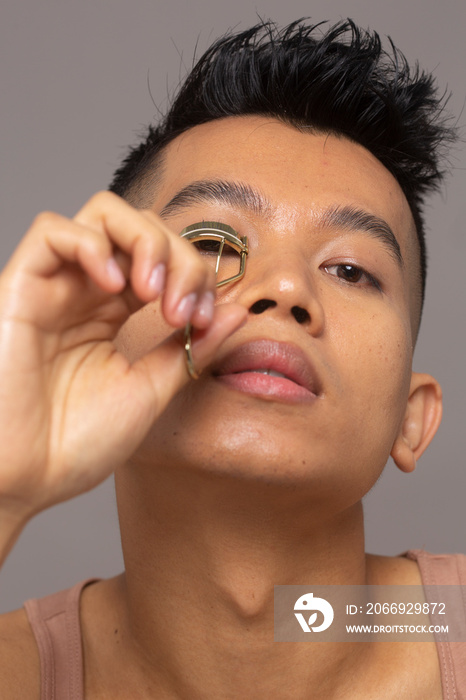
75;193;170;301
6;211;127;294
130;303;247;411
138;210;217;329
75;193;217;320
132;210;217;328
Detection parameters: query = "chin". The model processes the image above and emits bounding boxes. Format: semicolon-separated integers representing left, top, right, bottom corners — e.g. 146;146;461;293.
131;422;379;509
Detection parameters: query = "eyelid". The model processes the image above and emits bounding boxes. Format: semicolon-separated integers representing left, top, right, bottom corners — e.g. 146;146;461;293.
180;220;249;288
323;262;382;291
180;221;249;256
180;220;240;238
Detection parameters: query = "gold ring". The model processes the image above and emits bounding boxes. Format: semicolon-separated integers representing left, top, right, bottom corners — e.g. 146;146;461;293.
184;323;200;380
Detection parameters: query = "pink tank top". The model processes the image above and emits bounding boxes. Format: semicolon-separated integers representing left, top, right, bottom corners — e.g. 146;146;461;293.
24;578;98;700
23;551;466;700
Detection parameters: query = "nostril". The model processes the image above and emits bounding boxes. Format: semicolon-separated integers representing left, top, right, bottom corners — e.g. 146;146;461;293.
292;306;310;324
250;299;276;314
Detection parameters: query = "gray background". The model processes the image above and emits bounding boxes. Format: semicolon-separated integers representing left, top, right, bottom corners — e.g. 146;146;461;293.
1;0;465;612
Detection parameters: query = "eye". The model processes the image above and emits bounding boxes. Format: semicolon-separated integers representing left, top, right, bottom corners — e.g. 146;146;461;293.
324;264;381;291
193;239;238;256
193;239;222;253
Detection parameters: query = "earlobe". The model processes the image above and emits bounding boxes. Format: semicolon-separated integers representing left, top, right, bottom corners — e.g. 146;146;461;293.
390;372;443;474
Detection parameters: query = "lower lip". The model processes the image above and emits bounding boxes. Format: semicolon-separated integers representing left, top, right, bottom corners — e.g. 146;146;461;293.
215;372;317;404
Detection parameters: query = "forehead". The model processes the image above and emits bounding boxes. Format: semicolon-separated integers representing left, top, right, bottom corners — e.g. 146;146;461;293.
156;116;411;226
153;116;420;327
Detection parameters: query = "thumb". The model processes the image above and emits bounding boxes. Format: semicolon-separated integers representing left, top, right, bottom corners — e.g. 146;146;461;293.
131;303;247;411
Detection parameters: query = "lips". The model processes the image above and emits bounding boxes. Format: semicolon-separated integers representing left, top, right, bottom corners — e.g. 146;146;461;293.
211;339;321;403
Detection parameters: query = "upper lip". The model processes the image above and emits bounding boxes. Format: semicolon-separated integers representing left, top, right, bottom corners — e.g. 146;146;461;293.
212;339;322;396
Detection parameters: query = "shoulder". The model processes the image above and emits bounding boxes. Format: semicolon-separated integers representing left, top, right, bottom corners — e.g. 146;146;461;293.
404;549;466;585
0;606;40;699
0;578;103;700
366;550;466;585
366;552;424;584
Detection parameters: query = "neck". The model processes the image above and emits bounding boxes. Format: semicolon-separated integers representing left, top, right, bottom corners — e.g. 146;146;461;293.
111;462;370;699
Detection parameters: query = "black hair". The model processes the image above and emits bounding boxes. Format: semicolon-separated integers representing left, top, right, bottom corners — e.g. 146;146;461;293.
109;19;456;314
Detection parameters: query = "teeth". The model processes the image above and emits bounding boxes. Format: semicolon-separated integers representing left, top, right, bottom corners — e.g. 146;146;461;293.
267;369;287;378
242;369;287;378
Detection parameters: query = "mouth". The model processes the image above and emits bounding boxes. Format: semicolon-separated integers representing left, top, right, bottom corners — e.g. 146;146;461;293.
211;339;322;404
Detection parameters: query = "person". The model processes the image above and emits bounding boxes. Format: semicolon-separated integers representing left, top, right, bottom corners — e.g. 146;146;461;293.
0;18;463;699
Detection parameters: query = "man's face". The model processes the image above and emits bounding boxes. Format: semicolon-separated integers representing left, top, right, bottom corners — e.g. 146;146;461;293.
117;116;420;511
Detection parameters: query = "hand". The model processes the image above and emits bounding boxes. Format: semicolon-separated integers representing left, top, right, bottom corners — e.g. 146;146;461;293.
0;192;246;520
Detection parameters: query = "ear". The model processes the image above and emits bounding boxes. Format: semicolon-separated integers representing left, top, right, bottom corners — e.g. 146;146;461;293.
390;372;442;473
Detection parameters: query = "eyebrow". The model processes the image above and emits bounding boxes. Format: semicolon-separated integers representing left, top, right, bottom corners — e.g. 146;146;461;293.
159;179;271;218
320;204;403;266
160;178;403;267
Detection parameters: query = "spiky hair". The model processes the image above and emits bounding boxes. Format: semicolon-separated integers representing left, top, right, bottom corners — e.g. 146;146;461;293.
110;19;456;309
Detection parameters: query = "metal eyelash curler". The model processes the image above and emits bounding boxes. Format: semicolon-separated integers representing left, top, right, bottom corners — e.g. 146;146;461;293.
180;222;249;379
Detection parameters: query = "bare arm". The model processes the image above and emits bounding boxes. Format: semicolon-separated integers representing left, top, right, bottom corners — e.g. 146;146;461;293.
0;191;246;569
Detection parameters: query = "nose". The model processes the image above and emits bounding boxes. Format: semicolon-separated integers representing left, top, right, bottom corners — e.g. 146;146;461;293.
233;251;325;335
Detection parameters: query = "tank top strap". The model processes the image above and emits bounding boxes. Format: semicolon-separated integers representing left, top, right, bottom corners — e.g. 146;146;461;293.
406;549;466;700
24;579;99;700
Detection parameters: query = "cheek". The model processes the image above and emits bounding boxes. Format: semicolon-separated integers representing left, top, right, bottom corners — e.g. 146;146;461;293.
114;301;172;362
330;304;412;441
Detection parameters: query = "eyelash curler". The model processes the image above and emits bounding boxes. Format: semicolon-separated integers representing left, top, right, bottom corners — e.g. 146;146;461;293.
180;222;249;379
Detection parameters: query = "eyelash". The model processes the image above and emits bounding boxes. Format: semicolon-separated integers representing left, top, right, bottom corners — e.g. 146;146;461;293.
187;220;382;292
323;264;382;291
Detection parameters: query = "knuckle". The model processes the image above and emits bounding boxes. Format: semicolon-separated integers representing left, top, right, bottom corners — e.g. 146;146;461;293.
139;210;172;244
84;229;110;253
31;210;61;230
88;190;121;208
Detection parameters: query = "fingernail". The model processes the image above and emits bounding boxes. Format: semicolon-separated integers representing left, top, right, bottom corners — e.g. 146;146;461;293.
176;292;197;324
195;291;215;323
106;257;126;287
148;263;166;296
